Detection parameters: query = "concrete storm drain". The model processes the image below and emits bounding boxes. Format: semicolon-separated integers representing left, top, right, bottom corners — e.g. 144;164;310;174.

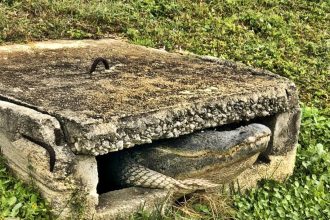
0;39;300;219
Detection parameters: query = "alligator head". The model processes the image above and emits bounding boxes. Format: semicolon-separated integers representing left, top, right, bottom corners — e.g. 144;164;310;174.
101;123;271;191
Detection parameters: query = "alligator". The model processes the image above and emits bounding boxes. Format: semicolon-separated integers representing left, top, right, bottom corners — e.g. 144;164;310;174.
99;123;271;193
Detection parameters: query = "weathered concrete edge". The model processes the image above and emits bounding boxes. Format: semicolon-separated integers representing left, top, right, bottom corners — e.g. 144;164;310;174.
0;132;98;218
64;83;296;155
0;40;93;53
96;188;170;220
0;39;300;156
0;100;63;146
262;107;301;156
0;77;297;157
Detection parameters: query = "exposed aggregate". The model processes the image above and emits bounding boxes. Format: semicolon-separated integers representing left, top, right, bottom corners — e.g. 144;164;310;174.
72;92;288;155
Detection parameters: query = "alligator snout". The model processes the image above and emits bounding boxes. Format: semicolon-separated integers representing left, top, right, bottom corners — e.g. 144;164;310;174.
129;123;271;178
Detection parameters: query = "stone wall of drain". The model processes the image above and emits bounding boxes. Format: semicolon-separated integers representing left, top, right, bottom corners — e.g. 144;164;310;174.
95;115;275;195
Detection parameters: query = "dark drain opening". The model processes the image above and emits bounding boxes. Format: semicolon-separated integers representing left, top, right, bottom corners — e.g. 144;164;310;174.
96;141;171;194
96;142;156;194
96;149;127;194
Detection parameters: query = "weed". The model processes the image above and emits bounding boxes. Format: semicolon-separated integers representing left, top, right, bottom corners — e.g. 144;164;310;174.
0;157;50;219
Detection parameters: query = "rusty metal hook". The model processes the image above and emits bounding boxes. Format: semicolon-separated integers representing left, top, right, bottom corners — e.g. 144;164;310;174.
88;57;110;74
22;134;56;172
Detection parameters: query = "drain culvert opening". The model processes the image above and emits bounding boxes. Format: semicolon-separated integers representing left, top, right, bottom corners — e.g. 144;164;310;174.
96;150;125;194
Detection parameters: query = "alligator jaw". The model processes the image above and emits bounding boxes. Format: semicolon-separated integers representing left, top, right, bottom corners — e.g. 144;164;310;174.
105;123;271;190
129;123;271;179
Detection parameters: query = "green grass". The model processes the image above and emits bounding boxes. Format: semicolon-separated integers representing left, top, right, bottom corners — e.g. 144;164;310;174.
234;106;330;219
0;157;50;219
0;0;329;219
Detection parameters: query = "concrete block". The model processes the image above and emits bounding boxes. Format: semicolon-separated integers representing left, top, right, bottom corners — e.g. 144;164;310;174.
261;108;301;156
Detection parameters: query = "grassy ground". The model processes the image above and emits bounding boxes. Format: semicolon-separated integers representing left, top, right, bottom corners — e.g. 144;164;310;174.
0;0;329;219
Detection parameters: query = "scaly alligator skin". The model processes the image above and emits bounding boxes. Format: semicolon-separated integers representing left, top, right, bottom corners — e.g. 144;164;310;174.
104;124;271;192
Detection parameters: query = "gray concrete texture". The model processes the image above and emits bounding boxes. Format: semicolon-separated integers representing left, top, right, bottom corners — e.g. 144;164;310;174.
0;39;299;155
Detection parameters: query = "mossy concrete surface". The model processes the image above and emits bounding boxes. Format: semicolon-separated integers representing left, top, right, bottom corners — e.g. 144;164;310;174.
0;39;299;156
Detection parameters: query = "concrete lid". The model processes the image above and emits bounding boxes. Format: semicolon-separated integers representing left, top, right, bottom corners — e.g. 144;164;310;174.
0;39;298;155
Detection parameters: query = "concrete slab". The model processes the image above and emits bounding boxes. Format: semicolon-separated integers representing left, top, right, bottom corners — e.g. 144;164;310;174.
0;39;299;155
